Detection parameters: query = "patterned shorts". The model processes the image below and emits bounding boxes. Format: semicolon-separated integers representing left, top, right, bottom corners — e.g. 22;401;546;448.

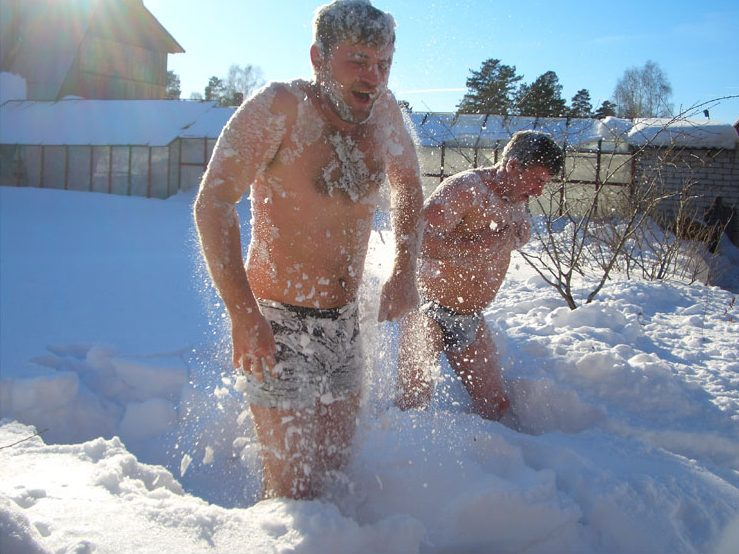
244;300;363;409
420;299;483;353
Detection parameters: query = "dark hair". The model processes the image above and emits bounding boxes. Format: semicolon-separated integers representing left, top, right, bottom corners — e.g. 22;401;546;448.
501;130;565;175
313;0;395;57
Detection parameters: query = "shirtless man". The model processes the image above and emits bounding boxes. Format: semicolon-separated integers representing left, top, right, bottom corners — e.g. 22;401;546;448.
397;131;563;420
194;0;422;499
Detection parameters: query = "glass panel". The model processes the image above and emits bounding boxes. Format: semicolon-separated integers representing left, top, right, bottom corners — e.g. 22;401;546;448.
42;146;66;189
25;146;42;188
206;139;217;164
0;145;23;186
168;142;180;197
129;147;149;197
565;152;597;183
180;165;205;191
600;153;632;184
67;146;91;192
111;147;130;195
443;147;477;174
180;138;207;164
418;147;442;180
149;147;169;199
92;146;111;193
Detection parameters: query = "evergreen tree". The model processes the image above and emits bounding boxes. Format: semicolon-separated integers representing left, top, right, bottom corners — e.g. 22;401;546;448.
568;89;593;118
457;58;523;115
204;76;225;103
593;100;617;119
515;71;567;117
165;70;181;100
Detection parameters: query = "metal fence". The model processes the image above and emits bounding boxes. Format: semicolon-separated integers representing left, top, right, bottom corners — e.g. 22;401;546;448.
417;139;635;217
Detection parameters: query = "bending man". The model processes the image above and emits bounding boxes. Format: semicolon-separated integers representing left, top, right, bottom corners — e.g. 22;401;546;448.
397;131;563;420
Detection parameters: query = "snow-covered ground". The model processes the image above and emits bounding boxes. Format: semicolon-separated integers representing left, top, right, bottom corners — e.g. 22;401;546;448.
1;186;738;553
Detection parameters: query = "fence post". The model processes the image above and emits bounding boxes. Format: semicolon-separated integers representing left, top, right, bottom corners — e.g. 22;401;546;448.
64;145;69;190
40;146;45;189
127;146;132;196
146;147;153;198
107;147;113;194
594;138;603;215
88;146;93;193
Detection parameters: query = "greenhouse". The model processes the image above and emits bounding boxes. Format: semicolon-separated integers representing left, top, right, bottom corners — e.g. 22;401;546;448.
0;98;232;198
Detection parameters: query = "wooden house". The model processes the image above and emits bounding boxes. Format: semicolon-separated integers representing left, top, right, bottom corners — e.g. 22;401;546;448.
0;0;183;100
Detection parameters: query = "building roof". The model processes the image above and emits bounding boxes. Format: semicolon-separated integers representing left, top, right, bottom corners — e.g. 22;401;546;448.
0;99;221;146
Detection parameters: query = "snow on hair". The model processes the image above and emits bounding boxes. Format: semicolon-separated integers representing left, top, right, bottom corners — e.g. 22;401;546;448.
501;130;565;174
313;0;396;56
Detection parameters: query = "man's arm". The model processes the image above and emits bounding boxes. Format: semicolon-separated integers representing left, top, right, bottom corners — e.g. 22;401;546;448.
193;85;289;378
377;102;424;322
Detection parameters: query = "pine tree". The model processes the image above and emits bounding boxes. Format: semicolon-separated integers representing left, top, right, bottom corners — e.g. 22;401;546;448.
593;100;617;119
165;71;181;100
568;89;593;118
204;77;225;104
457;58;523;115
516;71;567;117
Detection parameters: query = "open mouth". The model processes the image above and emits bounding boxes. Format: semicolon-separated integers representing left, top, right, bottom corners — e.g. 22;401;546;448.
352;91;372;104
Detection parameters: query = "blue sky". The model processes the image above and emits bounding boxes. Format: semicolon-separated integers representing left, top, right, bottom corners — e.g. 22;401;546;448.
146;0;739;123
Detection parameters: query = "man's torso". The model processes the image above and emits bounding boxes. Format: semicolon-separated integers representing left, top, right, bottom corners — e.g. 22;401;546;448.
246;81;393;309
419;169;521;312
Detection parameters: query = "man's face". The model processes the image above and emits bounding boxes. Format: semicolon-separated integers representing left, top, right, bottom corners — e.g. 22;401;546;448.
315;40;394;124
510;162;552;202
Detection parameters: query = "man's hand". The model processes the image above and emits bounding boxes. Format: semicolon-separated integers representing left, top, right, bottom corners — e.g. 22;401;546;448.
378;270;419;322
231;311;277;382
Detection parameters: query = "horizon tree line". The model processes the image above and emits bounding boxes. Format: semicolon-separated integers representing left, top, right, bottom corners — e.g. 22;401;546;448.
167;58;672;120
455;58;671;119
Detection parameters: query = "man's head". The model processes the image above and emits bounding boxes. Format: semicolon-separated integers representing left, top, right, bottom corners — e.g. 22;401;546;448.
499;131;564;201
311;1;396;124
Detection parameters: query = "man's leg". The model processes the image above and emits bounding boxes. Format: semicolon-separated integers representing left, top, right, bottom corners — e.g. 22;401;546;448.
446;321;509;420
397;311;444;410
250;393;360;500
314;393;360;478
250;404;320;499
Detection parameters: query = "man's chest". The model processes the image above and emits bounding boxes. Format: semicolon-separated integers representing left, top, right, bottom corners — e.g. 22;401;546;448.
274;125;386;202
459;194;511;235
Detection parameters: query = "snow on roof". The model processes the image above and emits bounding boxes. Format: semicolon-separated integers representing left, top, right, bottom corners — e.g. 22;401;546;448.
409;112;737;150
0;99;225;146
627;118;739;150
179;106;235;138
2;100;736;150
409;113;620;149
